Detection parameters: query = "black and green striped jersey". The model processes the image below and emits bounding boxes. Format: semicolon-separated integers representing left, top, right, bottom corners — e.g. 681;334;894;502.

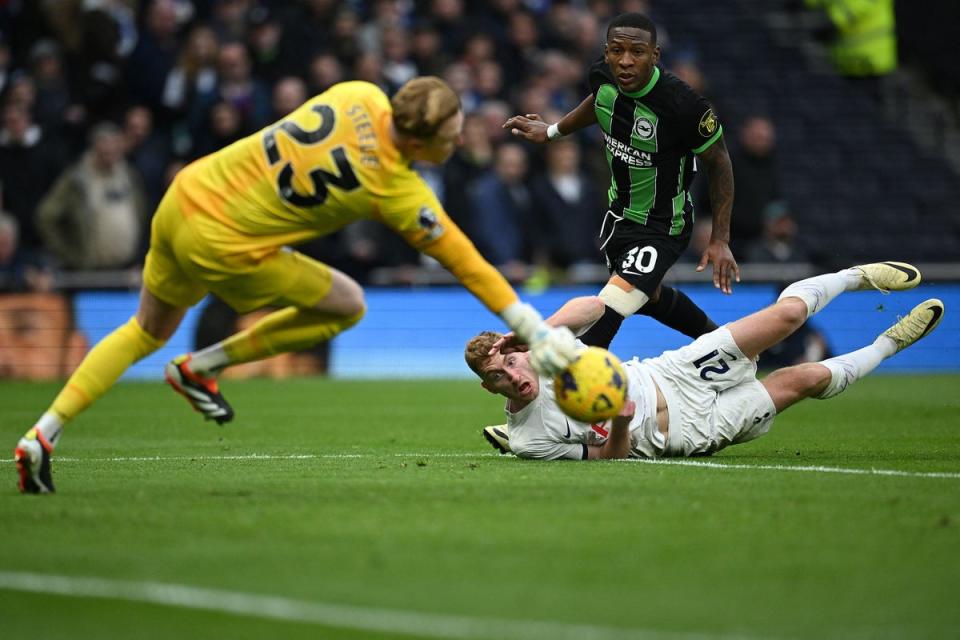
588;59;723;237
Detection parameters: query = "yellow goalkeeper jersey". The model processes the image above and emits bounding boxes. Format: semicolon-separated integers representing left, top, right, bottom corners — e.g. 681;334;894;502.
170;81;516;313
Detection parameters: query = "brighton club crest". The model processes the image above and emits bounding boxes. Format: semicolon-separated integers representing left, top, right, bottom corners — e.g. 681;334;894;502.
633;116;655;140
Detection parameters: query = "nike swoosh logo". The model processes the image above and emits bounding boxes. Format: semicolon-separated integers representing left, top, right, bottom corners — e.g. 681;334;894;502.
720;348;739;361
920;304;943;339
882;262;919;282
563;419;572;439
620;269;648;278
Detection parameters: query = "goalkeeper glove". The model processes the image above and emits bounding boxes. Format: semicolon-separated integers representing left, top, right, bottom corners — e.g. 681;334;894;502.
500;302;578;376
528;324;577;376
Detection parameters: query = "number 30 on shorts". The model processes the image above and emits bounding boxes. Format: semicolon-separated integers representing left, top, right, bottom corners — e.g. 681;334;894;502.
621;245;658;273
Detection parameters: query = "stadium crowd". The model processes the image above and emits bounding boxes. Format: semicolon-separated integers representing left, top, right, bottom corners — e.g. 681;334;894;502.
0;0;809;294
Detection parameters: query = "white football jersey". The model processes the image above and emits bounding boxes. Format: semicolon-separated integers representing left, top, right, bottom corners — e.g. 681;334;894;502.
505;358;666;460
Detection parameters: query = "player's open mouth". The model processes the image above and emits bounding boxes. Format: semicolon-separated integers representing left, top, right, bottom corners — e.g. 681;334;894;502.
617;73;635;84
518;381;532;396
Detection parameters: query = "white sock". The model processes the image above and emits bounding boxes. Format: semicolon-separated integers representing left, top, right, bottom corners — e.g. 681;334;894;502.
777;269;861;319
34;411;64;448
187;344;230;376
816;336;897;399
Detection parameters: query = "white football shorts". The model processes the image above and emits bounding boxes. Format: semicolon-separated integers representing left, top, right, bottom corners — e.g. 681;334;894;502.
641;326;777;457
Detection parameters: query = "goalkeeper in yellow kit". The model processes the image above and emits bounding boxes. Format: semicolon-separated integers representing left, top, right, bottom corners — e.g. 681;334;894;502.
14;77;578;493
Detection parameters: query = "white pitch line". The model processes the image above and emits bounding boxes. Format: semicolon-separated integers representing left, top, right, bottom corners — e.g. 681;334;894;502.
0;571;733;640
0;452;497;463
1;452;957;479
628;458;960;479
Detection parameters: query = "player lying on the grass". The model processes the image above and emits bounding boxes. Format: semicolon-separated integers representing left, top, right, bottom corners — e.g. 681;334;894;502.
13;76;578;494
467;262;943;460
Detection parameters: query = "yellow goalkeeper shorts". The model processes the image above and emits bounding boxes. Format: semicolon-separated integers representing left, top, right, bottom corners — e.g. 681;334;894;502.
142;190;333;313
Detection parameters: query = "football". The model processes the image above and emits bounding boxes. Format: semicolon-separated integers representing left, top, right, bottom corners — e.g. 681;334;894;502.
553;347;628;423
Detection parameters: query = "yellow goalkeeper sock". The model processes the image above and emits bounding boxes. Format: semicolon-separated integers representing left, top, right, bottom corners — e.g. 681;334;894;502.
50;317;166;424
220;306;365;365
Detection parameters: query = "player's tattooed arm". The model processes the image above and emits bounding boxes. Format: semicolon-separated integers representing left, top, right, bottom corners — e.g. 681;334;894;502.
696;135;740;293
698;135;734;243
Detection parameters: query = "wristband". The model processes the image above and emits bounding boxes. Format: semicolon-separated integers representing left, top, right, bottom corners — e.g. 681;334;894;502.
546;123;563;141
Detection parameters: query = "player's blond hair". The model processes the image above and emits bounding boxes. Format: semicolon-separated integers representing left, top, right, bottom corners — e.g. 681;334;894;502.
391;76;461;138
464;331;504;377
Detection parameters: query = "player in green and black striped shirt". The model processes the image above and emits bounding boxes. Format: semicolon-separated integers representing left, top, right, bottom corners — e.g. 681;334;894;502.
505;12;739;348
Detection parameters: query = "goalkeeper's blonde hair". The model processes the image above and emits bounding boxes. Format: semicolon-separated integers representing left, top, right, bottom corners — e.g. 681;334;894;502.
464;331;504;377
391;76;461;139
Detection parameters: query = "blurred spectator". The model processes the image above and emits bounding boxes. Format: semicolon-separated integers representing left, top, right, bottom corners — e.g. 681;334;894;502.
466;142;533;274
4;71;36;111
307;52;344;95
668;53;707;95
745;200;811;264
161;25;219;119
529;138;603;271
409;22;447;76
194;40;272;133
126;0;182;110
78;0;137;122
328;8;363;66
443;62;476;112
429;0;471;57
37;123;148;270
0;33;10;95
470;59;506;104
0;102;67;258
271;76;307;120
0;207;51;292
461;32;497;72
122;105;170;208
804;0;896;100
541;2;583;51
729;115;781;255
353;52;387;91
41;0;135;122
28;39;80;135
246;5;286;83
356;0;411;54
503;10;541;84
443;113;493;232
183;40;267;154
0;210;22;290
380;27;417;91
208;0;254;42
571;10;601;64
192;100;247;158
277;0;339;74
477;100;512;143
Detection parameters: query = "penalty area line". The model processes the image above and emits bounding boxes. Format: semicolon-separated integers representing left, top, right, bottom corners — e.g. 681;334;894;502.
0;571;726;640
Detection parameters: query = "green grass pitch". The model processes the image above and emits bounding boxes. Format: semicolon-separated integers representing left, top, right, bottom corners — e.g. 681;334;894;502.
1;375;958;639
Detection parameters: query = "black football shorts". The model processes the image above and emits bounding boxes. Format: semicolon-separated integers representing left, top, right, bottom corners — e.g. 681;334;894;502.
599;214;691;297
